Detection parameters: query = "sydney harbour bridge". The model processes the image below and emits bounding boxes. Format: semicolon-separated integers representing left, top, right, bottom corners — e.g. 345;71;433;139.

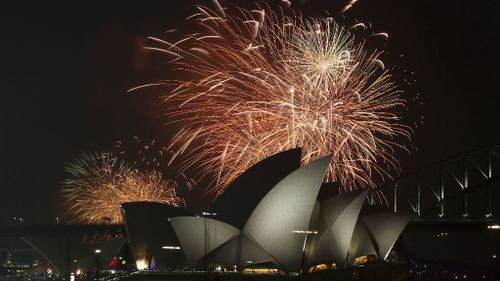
378;144;500;227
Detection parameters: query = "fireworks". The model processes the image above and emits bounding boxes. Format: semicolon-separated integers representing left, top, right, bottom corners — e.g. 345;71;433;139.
114;136;167;170
114;136;197;191
134;1;411;196
62;152;184;224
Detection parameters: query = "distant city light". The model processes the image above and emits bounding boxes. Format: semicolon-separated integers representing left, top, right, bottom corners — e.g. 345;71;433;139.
201;212;217;216
292;230;318;234
487;225;500;230
162;245;181;250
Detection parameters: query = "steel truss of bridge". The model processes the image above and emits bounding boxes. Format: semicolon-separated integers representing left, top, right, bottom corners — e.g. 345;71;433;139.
375;144;500;225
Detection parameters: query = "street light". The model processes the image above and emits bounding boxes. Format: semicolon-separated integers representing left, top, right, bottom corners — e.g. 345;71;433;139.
162;245;181;250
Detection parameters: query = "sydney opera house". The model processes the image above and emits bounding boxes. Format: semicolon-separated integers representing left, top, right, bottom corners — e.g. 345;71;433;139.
22;149;413;279
121;149;413;273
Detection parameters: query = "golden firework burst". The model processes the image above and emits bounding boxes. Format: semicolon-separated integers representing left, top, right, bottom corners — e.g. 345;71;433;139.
62;152;184;224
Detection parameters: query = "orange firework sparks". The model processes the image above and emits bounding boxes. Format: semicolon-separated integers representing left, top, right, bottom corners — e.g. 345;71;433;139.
61;152;184;224
134;1;411;196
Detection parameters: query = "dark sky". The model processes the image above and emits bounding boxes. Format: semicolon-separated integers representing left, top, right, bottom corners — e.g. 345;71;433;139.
1;0;500;224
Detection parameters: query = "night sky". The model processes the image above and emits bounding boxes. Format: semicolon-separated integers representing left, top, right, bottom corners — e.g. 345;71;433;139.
1;0;500;224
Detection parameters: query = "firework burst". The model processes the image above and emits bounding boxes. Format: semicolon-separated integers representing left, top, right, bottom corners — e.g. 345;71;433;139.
134;1;411;196
62;152;184;224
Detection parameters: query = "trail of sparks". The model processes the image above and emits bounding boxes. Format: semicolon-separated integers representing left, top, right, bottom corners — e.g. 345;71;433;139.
61;152;184;224
138;2;411;196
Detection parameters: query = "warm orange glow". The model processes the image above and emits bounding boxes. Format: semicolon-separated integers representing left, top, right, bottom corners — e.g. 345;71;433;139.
354;256;367;265
135;259;149;270
308;263;329;273
243;268;281;274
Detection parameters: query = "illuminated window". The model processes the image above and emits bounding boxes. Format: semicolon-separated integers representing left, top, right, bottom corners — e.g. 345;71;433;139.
243;268;281;274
